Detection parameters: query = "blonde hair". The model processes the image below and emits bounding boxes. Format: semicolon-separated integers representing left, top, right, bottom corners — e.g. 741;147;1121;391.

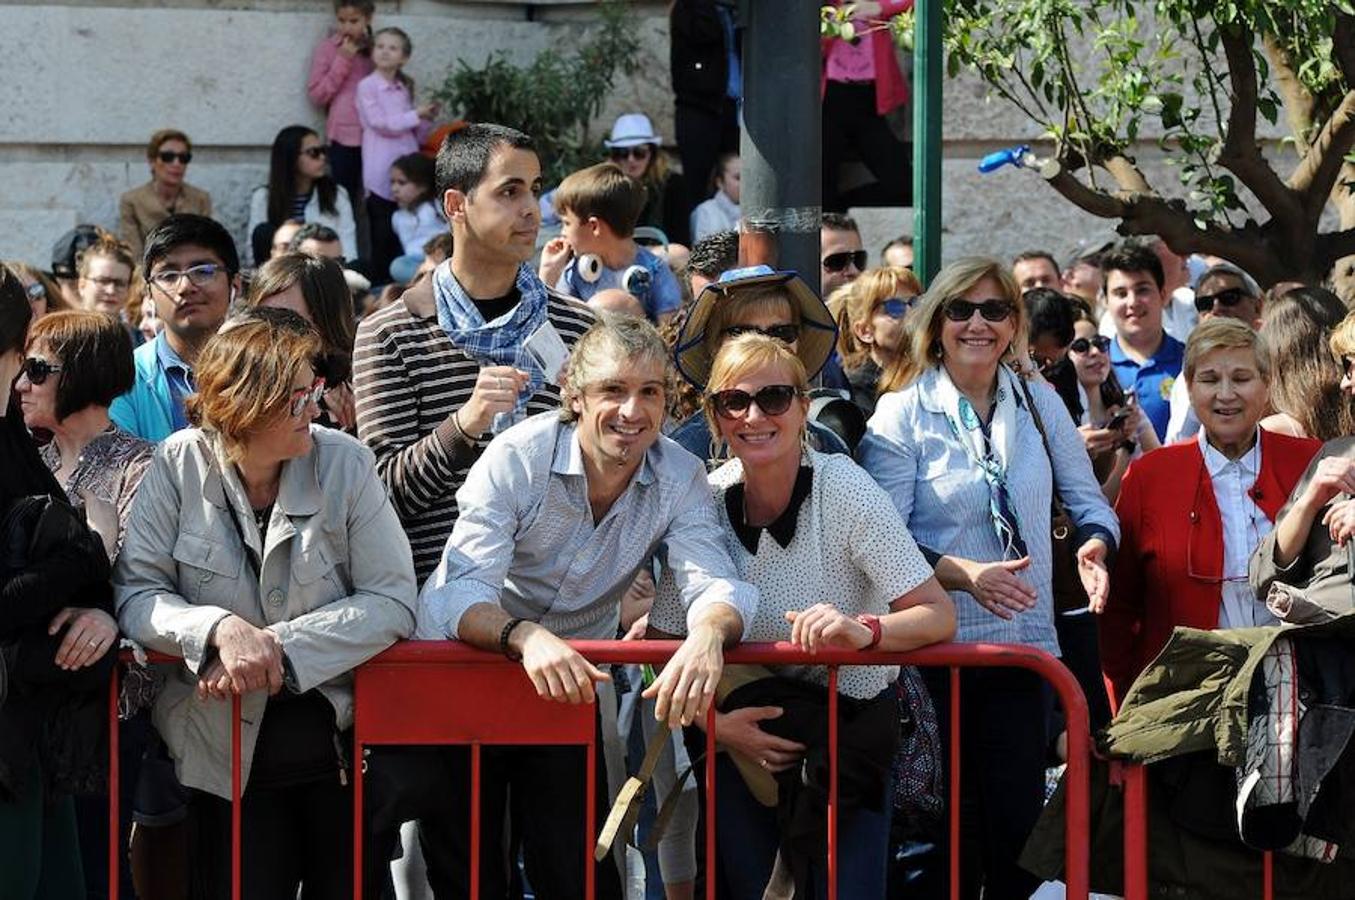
703;334;809;439
1183;316;1270;383
836;266;922;370
560;315;671;423
878;257;1025;394
186;309;322;460
1331;309;1355;361
77;237;143;321
702;283;797;363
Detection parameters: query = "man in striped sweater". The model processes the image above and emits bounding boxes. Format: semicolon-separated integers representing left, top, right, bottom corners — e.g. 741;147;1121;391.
354;123;594;587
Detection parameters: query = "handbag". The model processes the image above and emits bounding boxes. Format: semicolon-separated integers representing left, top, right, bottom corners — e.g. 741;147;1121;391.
1017;378;1090;613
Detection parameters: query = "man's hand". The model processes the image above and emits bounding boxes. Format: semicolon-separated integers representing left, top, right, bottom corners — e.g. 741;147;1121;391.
457;367;530;436
211;615;284;695
196;658;235;701
518;624;611;704
644;621;725;728
49;607;117;670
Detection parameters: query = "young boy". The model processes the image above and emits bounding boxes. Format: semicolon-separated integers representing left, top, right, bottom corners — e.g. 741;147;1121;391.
539;162;682;324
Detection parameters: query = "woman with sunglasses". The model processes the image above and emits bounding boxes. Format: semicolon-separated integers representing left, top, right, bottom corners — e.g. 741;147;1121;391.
118;129;213;261
835;266;920;415
604;113;691;247
1102;318;1321;708
858;256;1117;900
247;125;358;268
113;306;416;898
650;334;953;900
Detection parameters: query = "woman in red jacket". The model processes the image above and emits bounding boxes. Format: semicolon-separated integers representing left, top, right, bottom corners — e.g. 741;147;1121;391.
1100;318;1322;708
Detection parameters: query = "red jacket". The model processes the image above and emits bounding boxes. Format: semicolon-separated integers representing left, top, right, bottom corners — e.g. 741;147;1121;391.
820;0;911;115
1100;430;1321;709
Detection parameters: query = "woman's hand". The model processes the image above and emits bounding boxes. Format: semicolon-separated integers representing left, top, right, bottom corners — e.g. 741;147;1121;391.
1323;498;1355;546
715;707;806;774
196;658;235;701
784;603;872;653
211;615;285;695
1303;457;1355;510
963;556;1037;620
323;381;357;431
48;607;117;670
1077;538;1111;613
1078;424;1121;458
538;237;573;287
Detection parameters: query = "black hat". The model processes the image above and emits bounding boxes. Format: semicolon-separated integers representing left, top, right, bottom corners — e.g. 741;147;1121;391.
50;225;104;279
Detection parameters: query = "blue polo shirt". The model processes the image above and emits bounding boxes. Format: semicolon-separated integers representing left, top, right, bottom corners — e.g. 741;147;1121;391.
1109;333;1184;441
155;334;195;431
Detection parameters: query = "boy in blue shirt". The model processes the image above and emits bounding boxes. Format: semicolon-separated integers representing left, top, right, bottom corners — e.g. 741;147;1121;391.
539;162;682;324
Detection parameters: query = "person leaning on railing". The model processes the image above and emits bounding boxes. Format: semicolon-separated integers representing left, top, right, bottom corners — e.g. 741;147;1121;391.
113;306;417;899
856;257;1118;900
649;334;954;900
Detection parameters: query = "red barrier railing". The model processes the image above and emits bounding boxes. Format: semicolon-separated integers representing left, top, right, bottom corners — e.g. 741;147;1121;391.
108;640;1092;900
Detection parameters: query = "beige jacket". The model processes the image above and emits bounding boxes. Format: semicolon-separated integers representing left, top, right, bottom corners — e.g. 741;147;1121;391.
117;181;213;260
114;426;417;798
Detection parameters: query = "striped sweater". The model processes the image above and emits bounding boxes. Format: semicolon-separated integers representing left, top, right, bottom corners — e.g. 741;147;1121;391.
353;277;594;583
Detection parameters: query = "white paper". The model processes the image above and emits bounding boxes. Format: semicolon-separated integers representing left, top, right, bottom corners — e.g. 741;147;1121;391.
524;320;571;386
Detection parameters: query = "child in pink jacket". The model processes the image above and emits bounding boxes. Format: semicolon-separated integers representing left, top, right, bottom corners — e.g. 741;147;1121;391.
307;1;375;212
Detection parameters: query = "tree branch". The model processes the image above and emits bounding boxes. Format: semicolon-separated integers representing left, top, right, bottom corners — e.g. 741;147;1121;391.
1215;24;1303;228
1102;155;1152;194
1040;159;1130;219
1289;89;1355;218
1263;34;1315;154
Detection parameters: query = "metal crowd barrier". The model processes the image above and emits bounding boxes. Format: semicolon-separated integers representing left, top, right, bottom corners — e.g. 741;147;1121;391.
108;640;1093;900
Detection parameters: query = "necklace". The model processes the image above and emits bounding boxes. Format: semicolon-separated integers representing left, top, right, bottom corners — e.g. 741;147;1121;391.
252;503;272;534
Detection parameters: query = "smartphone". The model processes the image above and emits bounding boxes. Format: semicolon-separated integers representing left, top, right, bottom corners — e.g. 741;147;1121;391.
1106;408;1132;430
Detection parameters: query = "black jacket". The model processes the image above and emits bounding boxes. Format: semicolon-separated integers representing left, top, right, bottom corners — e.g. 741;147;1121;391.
670;0;737;113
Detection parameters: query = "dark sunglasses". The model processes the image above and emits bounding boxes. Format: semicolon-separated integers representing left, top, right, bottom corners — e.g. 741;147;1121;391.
20;357;62;385
708;384;801;419
722;323;800;344
880;297;916;318
301;146;328;160
1194;286;1250;314
608;146;652;162
1069;335;1112;355
943;298;1015;323
822;250;868;273
157;151;192;165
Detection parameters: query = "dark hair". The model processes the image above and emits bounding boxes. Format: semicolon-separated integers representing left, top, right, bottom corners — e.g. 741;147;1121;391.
391;153;437;208
1022;288;1076;347
435;123;536;199
246;253;357;384
422;232;454;261
0;264;32;356
881;235;912;256
27;310;135;419
289;223;342;252
372;27;416;95
708;152;739;194
334;0;374;13
1280;285;1347;328
1013;250;1059;272
143;214;239;276
688;230;740;279
1100;241;1164;291
553;163;647;238
266;125;340;227
821;212;859;234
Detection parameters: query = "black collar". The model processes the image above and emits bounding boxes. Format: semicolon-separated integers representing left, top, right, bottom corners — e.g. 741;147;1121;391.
726;465;814;555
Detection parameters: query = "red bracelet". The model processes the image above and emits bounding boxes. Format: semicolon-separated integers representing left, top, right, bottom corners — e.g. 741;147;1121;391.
855;614;883;650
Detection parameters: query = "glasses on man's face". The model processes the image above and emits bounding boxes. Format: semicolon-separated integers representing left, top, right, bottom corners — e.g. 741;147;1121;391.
943;298;1015;323
1069;335;1112;355
608;146;652;162
708;384;801;420
289;378;326;418
300;146;328;160
20;357;62;386
822;250;867;273
722;323;800;344
1194;286;1249;314
87;275;130;292
148;263;223;292
157;151;192;165
880;297;917;319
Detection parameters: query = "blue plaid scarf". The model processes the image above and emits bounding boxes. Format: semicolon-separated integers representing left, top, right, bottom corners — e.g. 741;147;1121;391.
432;261;550;418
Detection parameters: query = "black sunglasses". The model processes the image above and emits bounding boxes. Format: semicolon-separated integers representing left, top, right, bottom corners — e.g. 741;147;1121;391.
20;357;62;385
301;146;328;160
608;146;652;161
822;250;868;273
157;150;192;165
1194;287;1250;314
1069;335;1112;355
708;384;801;419
943;298;1015;323
722;323;800;344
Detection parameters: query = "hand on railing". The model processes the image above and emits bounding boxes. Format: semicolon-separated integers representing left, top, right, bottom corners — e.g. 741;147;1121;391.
785;603;874;652
206;615;285;698
520;623;612;705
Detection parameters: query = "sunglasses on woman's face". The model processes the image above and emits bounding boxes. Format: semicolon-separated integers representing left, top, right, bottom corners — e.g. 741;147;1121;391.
1193;286;1249;314
608;146;652;162
157;151;192;165
289;378;326;417
1069;335;1112;355
1343;355;1355;379
708;384;801;420
943;298;1015;323
722;323;800;344
300;146;328;160
21;357;62;385
822;250;868;273
880;297;917;318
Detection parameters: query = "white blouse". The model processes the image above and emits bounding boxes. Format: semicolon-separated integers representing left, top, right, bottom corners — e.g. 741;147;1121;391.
1199;430;1276;628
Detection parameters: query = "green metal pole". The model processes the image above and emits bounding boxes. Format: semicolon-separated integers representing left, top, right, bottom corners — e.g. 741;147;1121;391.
913;0;943;284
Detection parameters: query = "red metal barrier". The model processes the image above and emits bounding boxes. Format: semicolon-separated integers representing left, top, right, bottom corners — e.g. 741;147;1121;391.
108;640;1091;899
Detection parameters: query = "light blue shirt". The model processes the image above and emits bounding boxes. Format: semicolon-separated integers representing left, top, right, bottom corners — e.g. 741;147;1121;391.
557;245;683;323
415;412;758;641
857;366;1119;654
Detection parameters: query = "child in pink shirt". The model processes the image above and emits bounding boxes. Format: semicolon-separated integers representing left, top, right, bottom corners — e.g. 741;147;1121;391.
307;1;375;211
356;27;437;282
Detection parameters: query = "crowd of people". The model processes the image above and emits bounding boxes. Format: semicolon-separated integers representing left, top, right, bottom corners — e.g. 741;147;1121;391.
3;3;1354;900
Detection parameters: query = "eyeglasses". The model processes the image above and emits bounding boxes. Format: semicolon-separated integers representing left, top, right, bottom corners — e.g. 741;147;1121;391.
20;357;62;385
608;146;652;162
708;384;802;419
943;299;1015;323
24;282;45;300
148;263;223;291
880;297;916;318
289;378;326;417
157;151;192;165
822;250;867;273
1194;287;1250;314
1069;335;1112;355
300;146;328;160
86;275;130;292
722;323;800;344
